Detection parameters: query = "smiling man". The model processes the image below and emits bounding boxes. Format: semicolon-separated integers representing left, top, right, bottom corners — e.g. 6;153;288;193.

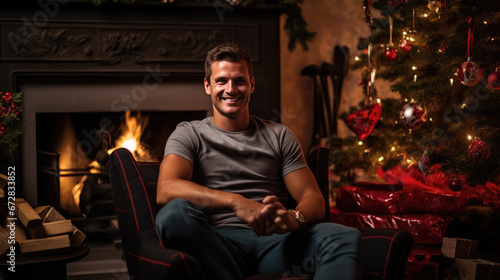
155;43;361;280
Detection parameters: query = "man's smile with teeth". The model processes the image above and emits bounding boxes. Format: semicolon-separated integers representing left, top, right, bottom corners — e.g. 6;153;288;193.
221;97;241;102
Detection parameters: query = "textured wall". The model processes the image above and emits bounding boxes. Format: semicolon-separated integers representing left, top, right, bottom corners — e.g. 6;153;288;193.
280;0;395;151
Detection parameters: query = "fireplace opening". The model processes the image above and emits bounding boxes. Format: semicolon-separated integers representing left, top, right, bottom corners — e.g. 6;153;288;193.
36;110;207;219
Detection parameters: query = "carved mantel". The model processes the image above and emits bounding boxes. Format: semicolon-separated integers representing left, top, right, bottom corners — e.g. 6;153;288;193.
2;23;235;64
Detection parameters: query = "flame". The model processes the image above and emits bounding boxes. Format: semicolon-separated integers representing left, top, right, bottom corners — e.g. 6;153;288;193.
66;111;153;216
57;115;92;216
108;111;153;161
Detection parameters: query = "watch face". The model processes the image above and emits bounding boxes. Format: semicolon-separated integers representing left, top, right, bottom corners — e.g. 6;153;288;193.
296;211;306;223
289;210;306;224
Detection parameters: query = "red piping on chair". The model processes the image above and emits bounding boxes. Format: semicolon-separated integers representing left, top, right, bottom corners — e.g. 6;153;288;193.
128;152;156;229
361;234;406;279
384;236;395;280
115;207;129;214
124;250;173;268
116;154;140;232
172;252;194;279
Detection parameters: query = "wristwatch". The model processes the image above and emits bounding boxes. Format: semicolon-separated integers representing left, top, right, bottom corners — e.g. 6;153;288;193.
288;209;306;230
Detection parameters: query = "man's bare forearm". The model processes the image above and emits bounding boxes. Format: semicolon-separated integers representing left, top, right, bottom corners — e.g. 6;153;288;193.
156;178;241;210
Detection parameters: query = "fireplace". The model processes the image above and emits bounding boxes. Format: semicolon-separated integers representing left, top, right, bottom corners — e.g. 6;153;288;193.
1;1;282;211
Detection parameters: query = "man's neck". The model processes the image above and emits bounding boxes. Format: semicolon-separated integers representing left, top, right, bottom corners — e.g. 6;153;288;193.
211;114;251;132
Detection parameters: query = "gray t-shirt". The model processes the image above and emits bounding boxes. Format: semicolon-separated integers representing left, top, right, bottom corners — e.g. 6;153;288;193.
164;116;307;228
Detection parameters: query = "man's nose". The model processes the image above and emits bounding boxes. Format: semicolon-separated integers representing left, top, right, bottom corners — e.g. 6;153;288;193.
225;80;237;94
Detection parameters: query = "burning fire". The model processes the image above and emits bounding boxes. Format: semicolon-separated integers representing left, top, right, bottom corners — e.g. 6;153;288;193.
63;111;154;217
108;110;153;161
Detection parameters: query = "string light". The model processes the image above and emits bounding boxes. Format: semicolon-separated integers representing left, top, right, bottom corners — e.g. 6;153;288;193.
450;78;454;86
468;135;472;140
412;66;417;70
391;146;396;151
355;56;360;61
376;98;381;103
484;21;488;25
414;74;418;82
378;156;384;162
423;13;428;17
358;141;363;145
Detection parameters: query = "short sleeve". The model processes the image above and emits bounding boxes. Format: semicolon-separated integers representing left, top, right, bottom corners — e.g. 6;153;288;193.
164;122;198;164
280;126;308;176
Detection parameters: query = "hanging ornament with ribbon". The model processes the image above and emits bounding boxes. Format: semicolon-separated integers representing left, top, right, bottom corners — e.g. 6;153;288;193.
457;17;484;86
344;44;382;140
384;14;398;60
400;8;418;53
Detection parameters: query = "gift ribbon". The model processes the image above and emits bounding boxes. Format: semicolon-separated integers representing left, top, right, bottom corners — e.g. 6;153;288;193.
467;17;476;60
440;0;448;53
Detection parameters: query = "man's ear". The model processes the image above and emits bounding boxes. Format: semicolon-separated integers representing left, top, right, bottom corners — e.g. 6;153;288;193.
204;78;211;95
250;76;255;94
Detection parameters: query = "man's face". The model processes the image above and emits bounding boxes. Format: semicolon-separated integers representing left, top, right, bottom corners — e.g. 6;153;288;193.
204;60;255;119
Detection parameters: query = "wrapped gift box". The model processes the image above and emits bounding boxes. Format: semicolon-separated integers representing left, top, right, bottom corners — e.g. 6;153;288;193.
452;258;500;280
336;186;466;216
330;208;450;245
441;237;478;259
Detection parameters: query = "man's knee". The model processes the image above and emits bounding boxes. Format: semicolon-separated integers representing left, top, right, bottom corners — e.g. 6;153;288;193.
155;198;203;239
315;223;360;254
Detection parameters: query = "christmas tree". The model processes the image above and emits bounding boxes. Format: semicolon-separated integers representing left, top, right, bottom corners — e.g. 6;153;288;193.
330;0;500;188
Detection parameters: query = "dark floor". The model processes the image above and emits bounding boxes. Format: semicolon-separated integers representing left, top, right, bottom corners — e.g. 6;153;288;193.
67;239;128;280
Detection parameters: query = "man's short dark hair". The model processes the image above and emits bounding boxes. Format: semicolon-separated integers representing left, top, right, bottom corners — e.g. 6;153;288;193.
204;43;253;83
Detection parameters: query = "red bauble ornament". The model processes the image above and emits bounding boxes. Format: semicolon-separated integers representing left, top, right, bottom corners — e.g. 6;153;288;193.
457;60;483;86
449;176;463;192
399;39;412;53
343;103;382;140
399;102;428;130
487;66;500;90
468;139;490;163
384;46;397;60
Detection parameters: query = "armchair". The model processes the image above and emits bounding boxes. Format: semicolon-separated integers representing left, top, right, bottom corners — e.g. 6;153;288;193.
108;147;413;280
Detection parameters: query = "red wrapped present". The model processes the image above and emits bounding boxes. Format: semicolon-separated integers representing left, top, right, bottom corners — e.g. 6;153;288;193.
330;208;450;245
354;181;404;191
336;186;467;216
